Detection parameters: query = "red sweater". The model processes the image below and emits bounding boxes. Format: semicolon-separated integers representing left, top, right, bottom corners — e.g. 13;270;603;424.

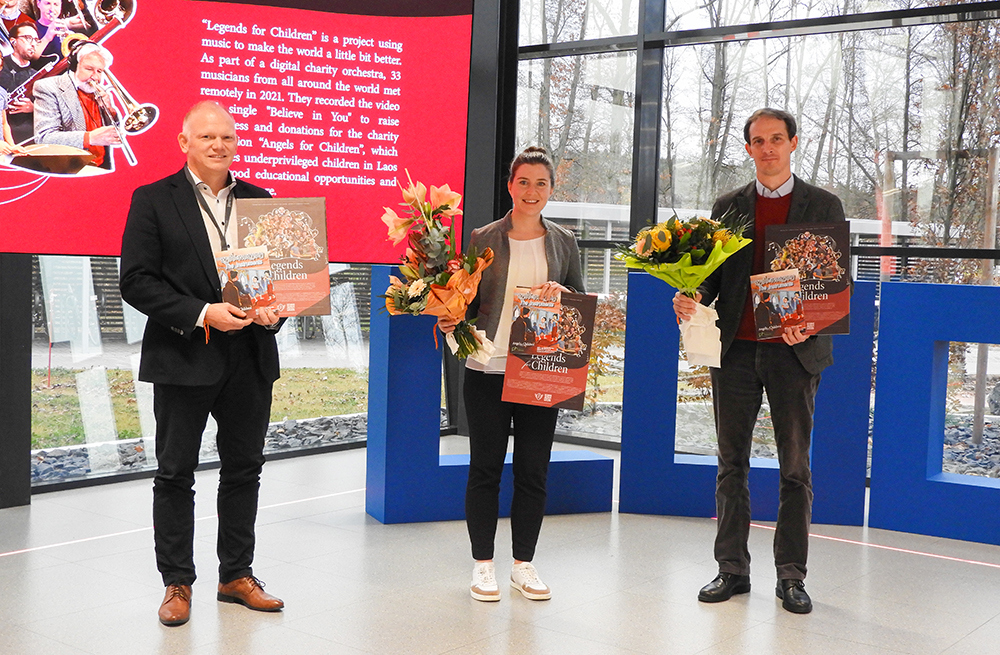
734;193;792;342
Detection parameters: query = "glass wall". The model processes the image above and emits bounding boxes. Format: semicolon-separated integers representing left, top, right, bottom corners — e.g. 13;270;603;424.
517;1;1000;461
655;20;1000;456
518;0;639;45
31;256;374;486
660;22;1000;267
516;50;637;442
662;0;963;32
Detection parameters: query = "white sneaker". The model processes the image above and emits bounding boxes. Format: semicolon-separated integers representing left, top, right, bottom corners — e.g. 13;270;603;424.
470;561;501;601
510;561;551;600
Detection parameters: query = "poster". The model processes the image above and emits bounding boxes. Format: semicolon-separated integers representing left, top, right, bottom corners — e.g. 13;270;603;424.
501;288;597;411
236;197;329;316
749;268;804;340
765;222;851;336
214;245;275;318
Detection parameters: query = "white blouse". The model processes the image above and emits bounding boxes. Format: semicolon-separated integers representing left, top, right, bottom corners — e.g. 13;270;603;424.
467;235;548;374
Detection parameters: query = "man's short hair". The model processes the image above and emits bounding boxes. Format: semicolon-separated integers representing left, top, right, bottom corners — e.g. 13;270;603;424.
744;108;797;144
9;22;38;39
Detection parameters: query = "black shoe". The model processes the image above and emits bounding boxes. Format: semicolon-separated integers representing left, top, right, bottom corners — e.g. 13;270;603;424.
698;572;751;603
776;579;812;614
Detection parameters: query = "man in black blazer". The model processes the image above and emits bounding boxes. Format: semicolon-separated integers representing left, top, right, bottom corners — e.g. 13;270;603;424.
674;108;847;614
120;101;284;626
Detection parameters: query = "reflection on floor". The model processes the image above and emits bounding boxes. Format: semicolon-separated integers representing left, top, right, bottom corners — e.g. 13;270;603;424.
2;441;999;654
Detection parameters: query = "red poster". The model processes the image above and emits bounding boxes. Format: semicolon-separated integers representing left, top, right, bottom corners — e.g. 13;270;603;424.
765;223;851;335
501;288;597;411
749;268;804;340
237;197;329;316
214;245;275;318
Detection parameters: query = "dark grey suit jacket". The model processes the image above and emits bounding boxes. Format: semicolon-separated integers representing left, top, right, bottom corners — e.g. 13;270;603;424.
119;168;280;386
699;175;847;375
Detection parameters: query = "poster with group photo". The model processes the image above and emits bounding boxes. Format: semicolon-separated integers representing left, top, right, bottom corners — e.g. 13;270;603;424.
501;288;597;411
214;245;275;319
749;268;804;340
236;197;329;316
765;223;851;336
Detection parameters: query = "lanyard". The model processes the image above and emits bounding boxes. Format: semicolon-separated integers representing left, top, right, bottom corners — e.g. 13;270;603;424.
185;168;234;251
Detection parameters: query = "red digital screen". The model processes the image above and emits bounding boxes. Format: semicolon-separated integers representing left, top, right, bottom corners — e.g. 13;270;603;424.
0;0;472;262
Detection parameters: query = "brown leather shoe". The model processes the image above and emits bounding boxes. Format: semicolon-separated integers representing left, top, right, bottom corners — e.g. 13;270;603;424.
217;576;284;612
158;584;192;626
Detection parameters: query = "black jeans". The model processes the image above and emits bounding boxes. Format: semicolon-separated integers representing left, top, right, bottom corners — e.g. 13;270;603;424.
710;339;821;581
464;369;559;562
152;332;273;587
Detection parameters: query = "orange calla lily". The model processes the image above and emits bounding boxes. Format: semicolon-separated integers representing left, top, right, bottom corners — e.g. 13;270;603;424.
384;295;404;315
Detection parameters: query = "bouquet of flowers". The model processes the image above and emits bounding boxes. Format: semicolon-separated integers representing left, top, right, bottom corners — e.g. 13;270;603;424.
615;211;751;367
380;172;496;362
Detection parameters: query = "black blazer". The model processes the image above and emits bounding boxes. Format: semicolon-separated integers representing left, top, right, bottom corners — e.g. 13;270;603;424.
699;175;847;375
119;168;280;386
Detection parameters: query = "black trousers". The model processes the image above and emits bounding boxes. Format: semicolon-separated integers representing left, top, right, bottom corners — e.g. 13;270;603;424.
710;339;821;581
152;332;273;587
464;369;559;562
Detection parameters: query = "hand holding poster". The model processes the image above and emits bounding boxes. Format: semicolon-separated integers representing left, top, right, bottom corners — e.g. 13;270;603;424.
501;288;597;411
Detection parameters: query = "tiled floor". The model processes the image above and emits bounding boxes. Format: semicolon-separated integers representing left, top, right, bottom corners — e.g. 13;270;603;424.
3;441;1000;654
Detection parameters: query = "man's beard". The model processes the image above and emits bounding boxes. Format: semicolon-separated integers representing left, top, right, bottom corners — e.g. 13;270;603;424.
72;75;98;94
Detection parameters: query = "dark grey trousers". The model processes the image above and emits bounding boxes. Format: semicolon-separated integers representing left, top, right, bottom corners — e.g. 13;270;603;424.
710;339;822;581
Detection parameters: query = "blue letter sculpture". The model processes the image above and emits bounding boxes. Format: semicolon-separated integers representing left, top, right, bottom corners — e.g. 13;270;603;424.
619;272;875;526
366;266;614;524
870;282;1000;545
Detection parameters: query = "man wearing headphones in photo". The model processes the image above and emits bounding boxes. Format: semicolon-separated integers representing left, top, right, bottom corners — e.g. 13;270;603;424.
32;37;119;167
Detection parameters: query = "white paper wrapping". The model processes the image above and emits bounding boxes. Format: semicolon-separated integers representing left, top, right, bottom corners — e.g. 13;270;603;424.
680;303;722;368
446;328;496;365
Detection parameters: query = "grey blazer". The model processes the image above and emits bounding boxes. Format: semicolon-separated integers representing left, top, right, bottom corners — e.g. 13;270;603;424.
699;175;847;375
466;211;585;341
33;72;89;150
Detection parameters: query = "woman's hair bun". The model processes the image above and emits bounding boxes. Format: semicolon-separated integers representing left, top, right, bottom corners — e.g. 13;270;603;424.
509;146;555;186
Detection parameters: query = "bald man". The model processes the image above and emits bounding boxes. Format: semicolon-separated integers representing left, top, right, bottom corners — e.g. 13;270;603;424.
120;101;284;626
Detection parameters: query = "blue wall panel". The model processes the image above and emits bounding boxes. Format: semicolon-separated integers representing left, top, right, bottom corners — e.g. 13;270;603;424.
870;282;1000;545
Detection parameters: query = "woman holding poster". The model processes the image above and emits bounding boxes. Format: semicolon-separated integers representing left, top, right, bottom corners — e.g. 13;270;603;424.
438;147;584;603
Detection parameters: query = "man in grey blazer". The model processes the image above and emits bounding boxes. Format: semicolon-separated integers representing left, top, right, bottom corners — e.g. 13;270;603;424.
674;108;847;614
32;39;119;167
